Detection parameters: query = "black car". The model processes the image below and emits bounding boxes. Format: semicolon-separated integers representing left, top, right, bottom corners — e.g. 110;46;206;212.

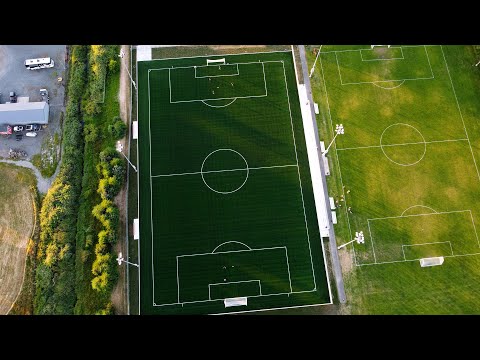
10;91;17;103
15;133;22;141
25;124;42;131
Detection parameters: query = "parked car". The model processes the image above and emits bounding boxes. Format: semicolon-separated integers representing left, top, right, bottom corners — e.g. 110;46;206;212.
10;91;17;103
25;132;37;137
32;124;41;131
15;133;22;141
13;125;23;132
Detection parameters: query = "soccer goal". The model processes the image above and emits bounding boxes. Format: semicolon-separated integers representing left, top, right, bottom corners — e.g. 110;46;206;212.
420;257;444;267
207;58;226;65
371;45;391;49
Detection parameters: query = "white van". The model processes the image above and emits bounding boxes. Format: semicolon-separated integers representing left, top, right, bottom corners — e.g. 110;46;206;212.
25;132;37;137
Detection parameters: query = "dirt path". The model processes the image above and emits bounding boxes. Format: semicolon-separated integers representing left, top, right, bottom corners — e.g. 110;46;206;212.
111;45;131;315
0;159;57;194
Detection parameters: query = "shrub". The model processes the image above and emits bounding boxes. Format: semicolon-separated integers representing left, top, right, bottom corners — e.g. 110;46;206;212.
108;59;119;74
108;116;127;139
84;123;98;143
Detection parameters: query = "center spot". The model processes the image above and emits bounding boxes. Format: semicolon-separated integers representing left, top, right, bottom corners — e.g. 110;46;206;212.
201;149;249;194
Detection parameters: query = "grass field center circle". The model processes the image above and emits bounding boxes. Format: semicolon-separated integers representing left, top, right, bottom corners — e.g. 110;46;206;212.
201;149;249;194
380;123;427;166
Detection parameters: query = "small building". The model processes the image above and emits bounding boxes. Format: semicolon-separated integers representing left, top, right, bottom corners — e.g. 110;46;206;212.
0;102;49;126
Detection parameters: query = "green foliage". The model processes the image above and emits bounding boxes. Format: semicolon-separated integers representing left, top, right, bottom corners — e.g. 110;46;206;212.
95;302;114;315
74;46;123;313
84;123;98;143
108;116;127;139
108;59;119;73
34;45;88;315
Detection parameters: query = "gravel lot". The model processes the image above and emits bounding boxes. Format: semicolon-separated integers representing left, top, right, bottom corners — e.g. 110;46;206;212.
0;45;66;162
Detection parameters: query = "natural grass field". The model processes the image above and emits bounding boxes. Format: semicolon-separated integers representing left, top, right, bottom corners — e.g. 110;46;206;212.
0;163;36;314
137;51;331;314
309;45;480;314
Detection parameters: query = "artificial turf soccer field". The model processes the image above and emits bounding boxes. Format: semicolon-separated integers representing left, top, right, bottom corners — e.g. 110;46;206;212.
137;51;331;314
313;45;480;313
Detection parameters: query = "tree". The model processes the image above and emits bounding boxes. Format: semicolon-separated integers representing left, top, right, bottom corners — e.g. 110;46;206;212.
84;123;98;143
108;116;127;140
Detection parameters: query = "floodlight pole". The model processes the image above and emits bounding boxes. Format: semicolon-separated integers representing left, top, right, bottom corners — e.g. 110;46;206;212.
323;124;344;156
337;238;357;250
475;60;480;67
119;150;138;173
119;49;137;90
309;45;323;78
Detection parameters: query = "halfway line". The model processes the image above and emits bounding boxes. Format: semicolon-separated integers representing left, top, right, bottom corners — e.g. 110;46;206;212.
337;138;468;151
151;164;298;178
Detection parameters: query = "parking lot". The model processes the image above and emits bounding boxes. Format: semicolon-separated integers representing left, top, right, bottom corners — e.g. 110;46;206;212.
0;45;66;163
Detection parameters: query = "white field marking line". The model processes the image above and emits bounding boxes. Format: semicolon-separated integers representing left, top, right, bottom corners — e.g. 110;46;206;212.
262;62;268;96
400;240;456;258
368;209;471;222
440;45;480;183
380;123;426;167
402;246;406;260
468;211;480;248
151;164;298;178
424;45;435;79
319;52;358;266
175;246;292;305
177;246;287;258
334;46;434;86
153;289;320;307
194;63;239;78
213;300;334;315
136;47;141;314
342;76;434;86
151;60;283;72
336;138;468;151
208;280;261;300
212;240;251;253
167;61;270;103
372;80;405;90
356;252;480;267
148;68;157;306
291;44;331;299
200;148;249;195
281;60;317;289
176;257;180;302
284;247;293;292
159;61;274;104
148;49;293;62
201;98;237;108
360;46;405;62
172;94;266;104
359;210;480;266
367;220;378;264
401;204;438;217
334;52;344;85
319;45;429;55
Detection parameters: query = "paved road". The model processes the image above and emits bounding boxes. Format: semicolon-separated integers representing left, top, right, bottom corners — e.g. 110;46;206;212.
298;45;346;304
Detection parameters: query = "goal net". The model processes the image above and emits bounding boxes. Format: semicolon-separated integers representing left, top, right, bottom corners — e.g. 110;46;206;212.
419;257;444;267
224;297;248;308
207;58;226;65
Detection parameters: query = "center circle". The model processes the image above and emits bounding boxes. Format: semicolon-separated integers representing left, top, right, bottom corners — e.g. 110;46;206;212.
201;149;249;194
380;123;426;166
